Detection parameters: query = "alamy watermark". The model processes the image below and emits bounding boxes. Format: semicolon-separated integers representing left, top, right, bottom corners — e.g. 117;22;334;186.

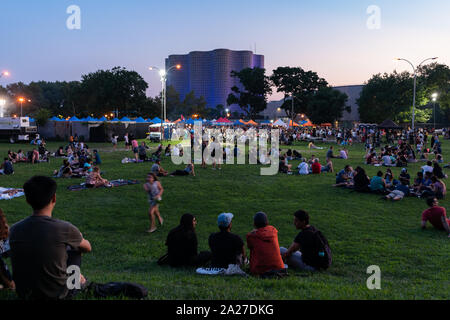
66;5;81;30
366;5;381;30
366;265;381;290
170;123;280;176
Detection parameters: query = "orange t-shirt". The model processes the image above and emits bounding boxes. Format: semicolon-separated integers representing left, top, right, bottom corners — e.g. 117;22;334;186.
246;225;285;275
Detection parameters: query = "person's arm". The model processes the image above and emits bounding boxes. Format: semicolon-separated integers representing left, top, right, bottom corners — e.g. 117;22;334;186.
191;165;195;176
79;238;92;253
440;216;450;235
282;242;301;261
157;182;164;198
143;183;149;192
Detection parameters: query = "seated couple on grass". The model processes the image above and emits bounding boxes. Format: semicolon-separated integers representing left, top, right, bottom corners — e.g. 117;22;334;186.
160;210;332;276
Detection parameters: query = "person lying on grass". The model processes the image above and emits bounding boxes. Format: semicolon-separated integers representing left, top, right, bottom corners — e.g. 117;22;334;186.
246;212;285;277
209;213;246;269
170;163;195;177
384;179;410;201
143;173;164;234
164;214;211;267
85;167;112;188
281;210;331;272
421;197;450;238
9;176;92;300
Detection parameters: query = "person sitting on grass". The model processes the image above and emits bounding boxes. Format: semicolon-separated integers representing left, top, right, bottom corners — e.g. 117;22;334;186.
433;162;447;180
83;159;94;175
0;158;14;175
292;149;302;160
164;214;211;268
85;167;112;188
353;167;371;193
321;158;334;173
279;156;292;174
311;159;321;174
326;146;335;161
170;163;195;177
131;138;139;162
164;144;172;157
31;149;40;164
0;209;15;290
16;150;27;163
384;168;396;189
339;148;348;159
9;176;92;300
246;212;285;277
143;173;164;233
421;197;450;238
93;150;102;165
399;168;411;186
138;142;149;162
7;150;18;163
333;165;353;187
55;147;65;158
281;210;331;272
421;161;434;175
53;160;72;178
298;159;309;175
384;179;410;201
151;160;168;177
422;176;447;199
369;171;386;194
209;213;246;269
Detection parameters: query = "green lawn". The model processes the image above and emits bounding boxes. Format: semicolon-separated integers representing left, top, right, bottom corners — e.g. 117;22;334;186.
0;138;449;300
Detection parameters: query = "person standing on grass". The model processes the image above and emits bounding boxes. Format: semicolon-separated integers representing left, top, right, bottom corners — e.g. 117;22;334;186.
421;197;450;238
143;173;164;233
111;134;118;151
281;210;332;271
124;133;130;151
131;138;139;162
9;176;92;300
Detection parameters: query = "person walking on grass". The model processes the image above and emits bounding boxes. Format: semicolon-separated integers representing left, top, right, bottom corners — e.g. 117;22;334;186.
143;173;164;233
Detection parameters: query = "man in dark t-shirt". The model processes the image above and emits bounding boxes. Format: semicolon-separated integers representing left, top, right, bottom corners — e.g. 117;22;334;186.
209;213;245;268
9;176;92;300
421;197;450;237
281;210;330;271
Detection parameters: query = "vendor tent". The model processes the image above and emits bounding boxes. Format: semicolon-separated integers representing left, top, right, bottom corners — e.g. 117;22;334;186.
273;119;287;127
246;120;258;126
378;119;401;129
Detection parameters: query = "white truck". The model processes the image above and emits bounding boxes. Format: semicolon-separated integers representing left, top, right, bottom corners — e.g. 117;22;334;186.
0;117;38;143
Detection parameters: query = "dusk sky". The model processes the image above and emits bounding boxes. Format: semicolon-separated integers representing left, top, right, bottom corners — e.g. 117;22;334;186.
1;0;449;101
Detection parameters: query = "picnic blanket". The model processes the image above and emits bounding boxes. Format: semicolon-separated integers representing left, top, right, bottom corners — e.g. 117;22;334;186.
0;187;25;200
67;180;140;191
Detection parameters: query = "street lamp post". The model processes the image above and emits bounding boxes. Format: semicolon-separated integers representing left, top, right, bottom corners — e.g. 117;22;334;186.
395;57;438;131
432;93;438;130
149;64;181;141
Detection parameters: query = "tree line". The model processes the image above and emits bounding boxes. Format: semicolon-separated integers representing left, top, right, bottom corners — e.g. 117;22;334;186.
1;63;448;125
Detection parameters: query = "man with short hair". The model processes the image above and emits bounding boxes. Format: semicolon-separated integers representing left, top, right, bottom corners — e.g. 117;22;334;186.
208;213;246;268
151;160;168;177
281;210;331;271
0;158;14;175
326;146;335;161
9;176;92;300
246;212;285;276
421;161;434;174
421;197;450;237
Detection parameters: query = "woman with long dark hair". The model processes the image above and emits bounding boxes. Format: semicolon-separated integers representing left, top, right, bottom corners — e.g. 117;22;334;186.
0;209;15;290
164;214;211;267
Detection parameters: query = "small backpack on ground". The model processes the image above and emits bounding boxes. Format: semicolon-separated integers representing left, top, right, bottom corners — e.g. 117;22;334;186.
87;282;148;299
311;229;332;270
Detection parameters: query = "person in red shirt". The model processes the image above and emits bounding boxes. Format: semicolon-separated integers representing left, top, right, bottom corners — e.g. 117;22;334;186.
421;197;450;237
246;212;285;276
311;159;322;174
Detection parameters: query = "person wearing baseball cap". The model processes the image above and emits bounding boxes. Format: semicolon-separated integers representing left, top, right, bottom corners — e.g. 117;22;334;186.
208;213;245;268
246;212;285;276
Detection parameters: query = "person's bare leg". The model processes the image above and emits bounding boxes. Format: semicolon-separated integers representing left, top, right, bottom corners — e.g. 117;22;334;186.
148;207;157;233
155;206;163;225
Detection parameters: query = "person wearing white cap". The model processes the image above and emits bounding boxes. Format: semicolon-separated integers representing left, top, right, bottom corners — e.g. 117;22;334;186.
208;213;246;268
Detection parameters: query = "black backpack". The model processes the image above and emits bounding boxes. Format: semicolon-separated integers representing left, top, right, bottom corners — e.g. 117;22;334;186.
88;282;148;300
311;229;332;270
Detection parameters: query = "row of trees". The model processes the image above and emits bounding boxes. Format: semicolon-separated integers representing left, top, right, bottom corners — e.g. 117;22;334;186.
2;63;448;125
357;63;450;124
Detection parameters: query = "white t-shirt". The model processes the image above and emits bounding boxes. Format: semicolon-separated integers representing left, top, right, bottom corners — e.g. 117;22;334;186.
298;162;309;175
421;165;433;174
382;155;392;166
340;150;348;159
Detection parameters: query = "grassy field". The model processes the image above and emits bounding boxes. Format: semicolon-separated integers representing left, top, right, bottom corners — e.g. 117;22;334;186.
0;137;449;300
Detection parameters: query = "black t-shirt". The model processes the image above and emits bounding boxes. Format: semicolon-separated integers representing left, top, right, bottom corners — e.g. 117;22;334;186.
9;215;82;300
208;231;244;268
294;226;321;269
166;228;198;267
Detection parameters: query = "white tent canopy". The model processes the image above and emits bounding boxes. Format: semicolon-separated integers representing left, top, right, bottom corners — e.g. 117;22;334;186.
273;119;287;127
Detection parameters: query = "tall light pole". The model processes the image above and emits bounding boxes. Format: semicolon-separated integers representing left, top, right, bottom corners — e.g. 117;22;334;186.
0;71;10;79
149;64;181;141
395;57;438;131
0;98;6;117
432;92;438;130
17;97;31;117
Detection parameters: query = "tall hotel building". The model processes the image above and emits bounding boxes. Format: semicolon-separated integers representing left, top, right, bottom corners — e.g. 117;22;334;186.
165;49;264;112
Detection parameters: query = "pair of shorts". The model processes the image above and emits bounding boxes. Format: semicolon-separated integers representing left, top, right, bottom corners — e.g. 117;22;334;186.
133;147;138;154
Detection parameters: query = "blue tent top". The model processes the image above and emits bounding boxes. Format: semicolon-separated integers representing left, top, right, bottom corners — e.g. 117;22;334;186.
111;117;120;122
85;116;96;121
135;117;146;123
233;120;244;125
50;116;60;121
300;120;308;125
185;118;195;125
98;116;107;122
260;120;271;124
69;116;80;121
152;117;162;123
120;117;131;122
29;118;35;122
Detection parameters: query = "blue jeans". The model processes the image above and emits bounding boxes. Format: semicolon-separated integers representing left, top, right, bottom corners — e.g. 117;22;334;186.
280;247;316;272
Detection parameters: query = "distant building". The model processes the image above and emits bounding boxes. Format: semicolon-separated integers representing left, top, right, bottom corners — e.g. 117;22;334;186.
165;49;264;112
261;85;364;125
